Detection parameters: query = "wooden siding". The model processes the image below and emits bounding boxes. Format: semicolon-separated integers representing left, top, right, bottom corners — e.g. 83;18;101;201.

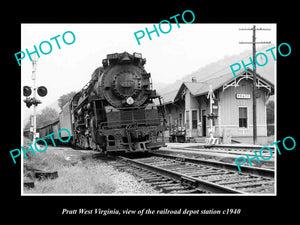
218;79;267;136
162;78;269;138
185;89;201;137
165;101;185;128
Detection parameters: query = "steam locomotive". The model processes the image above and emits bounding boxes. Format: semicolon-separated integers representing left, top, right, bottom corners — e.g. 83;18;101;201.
37;52;166;152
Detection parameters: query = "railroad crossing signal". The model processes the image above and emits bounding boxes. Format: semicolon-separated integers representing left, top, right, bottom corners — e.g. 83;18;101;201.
23;97;42;108
23;85;47;108
37;86;47;97
23;86;32;97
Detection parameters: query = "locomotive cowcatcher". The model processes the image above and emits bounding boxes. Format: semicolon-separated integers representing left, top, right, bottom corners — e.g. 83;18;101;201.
60;52;166;152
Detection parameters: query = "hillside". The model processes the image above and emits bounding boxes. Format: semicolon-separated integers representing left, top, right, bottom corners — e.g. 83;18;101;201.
156;45;275;98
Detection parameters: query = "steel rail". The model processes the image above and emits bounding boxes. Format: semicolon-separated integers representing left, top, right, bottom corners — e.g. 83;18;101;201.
171;146;275;156
117;155;245;194
152;152;274;178
204;144;275;154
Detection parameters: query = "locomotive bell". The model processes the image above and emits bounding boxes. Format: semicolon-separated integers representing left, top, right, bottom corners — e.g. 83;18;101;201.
23;86;32;97
120;53;131;63
37;86;48;97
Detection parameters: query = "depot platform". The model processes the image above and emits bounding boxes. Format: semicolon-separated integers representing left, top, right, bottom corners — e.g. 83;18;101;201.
160;142;275;170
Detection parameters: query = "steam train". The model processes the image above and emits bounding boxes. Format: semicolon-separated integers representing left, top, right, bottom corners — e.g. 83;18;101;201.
32;52;166;152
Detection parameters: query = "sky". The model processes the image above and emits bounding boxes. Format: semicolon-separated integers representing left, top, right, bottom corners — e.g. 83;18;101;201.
21;23;276;119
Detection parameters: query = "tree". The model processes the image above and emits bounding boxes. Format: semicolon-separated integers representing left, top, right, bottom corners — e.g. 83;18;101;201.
24;107;59;129
58;91;77;109
37;107;59;127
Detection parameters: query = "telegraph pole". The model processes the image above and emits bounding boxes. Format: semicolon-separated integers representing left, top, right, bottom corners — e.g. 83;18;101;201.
208;84;214;137
239;25;271;144
23;57;47;143
31;55;38;144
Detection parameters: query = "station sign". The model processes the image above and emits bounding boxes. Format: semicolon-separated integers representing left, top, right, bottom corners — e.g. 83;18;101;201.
236;93;251;99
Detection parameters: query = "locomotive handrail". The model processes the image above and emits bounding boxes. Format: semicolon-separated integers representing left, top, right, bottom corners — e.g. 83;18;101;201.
72;95;89;113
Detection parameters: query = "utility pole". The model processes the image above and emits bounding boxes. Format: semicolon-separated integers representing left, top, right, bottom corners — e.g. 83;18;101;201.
208;84;214;138
23;57;47;143
239;25;271;144
31;55;38;144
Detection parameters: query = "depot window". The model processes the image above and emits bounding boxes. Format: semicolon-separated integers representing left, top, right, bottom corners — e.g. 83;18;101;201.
238;107;248;128
192;110;198;129
179;113;183;126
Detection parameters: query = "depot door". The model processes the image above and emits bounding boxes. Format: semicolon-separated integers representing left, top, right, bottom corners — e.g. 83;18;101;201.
202;110;206;136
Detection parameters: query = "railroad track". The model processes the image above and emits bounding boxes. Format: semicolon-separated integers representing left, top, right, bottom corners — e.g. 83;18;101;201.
173;145;275;156
158;148;274;169
109;152;275;194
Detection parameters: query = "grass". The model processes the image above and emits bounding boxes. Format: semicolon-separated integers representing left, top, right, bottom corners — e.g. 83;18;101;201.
24;162;116;194
23;137;117;194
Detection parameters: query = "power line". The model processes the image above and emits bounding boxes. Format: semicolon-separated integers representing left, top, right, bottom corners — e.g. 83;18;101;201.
239;41;271;44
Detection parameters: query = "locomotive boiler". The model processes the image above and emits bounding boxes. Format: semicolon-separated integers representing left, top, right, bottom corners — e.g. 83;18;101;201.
66;52;166;152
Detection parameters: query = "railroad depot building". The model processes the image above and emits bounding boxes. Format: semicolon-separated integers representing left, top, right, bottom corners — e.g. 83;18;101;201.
160;68;274;144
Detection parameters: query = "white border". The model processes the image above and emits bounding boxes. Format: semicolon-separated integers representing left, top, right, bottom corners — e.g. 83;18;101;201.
20;23;277;196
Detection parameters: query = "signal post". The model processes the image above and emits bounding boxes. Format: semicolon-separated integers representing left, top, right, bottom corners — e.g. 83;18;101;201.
23;56;47;144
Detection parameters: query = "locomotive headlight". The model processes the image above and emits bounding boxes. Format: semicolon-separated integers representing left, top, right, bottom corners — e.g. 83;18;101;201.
126;97;134;105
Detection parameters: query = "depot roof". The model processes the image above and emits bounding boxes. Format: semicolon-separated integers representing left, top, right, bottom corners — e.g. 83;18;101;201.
161;68;274;104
